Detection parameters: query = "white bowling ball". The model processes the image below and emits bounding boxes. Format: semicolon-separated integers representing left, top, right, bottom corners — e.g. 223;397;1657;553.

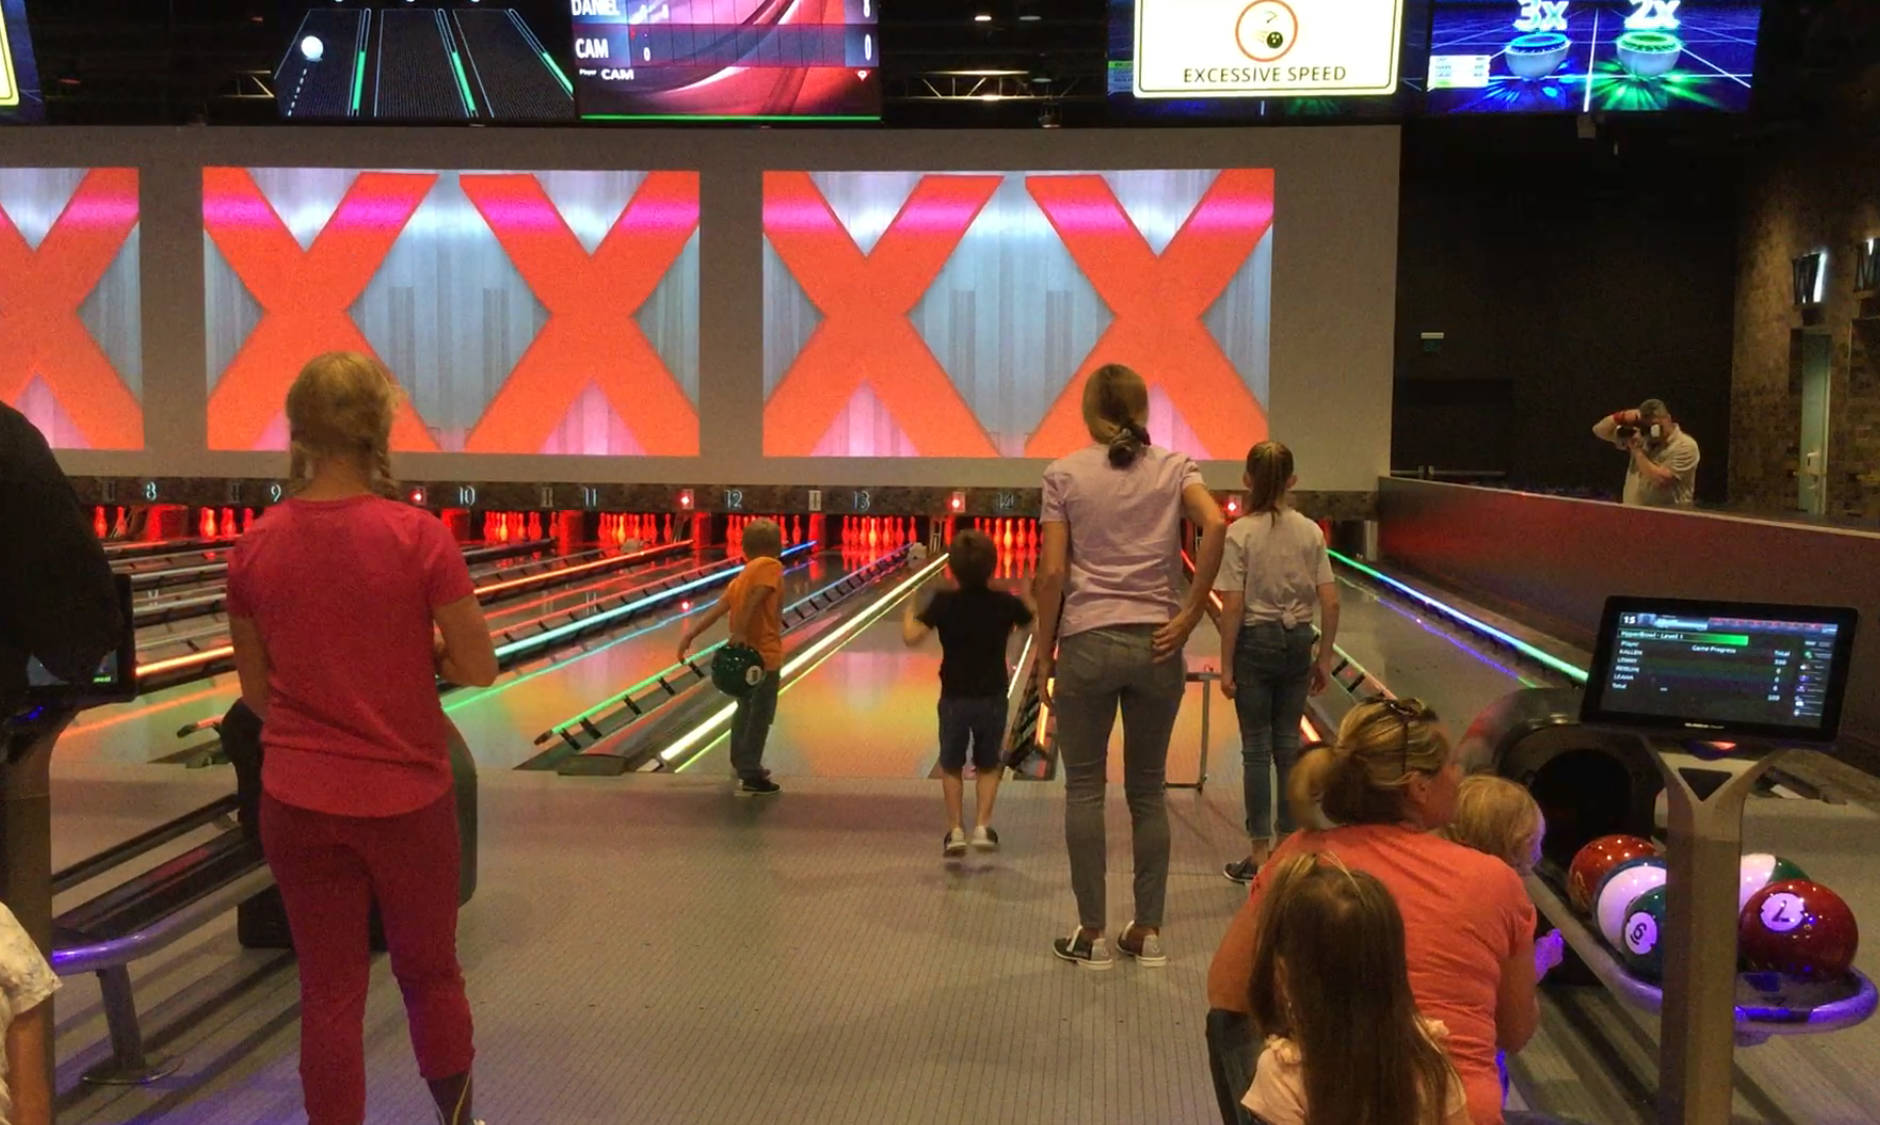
1596;858;1668;948
1738;853;1808;914
301;36;325;63
909;543;928;563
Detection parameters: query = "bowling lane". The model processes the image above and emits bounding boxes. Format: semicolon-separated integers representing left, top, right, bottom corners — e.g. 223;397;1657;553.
680;568;1040;779
61;549;798;766
448;550;868;769
1327;564;1568;724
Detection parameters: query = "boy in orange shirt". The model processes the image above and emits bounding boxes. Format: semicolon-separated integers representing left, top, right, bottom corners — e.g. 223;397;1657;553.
678;518;785;794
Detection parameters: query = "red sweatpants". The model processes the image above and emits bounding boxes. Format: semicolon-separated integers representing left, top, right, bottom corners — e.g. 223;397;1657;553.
260;790;474;1125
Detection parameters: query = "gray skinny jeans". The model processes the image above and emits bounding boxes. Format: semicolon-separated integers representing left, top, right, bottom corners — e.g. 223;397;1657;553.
1054;625;1186;931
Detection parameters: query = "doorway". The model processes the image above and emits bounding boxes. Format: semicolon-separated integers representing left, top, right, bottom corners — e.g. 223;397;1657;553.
1798;333;1832;516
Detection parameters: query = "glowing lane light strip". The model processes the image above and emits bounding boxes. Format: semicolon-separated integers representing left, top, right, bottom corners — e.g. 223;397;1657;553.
492;541;814;663
136;539;717;680
351;50;366;115
663;555;949;766
534;545;823;733
1327;549;1588;685
476;539;693;597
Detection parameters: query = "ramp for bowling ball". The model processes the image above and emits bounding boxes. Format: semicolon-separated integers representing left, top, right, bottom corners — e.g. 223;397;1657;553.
1464;687;1878;1121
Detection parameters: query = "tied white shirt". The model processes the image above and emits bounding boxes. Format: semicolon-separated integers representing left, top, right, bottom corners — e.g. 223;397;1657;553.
1213;510;1332;628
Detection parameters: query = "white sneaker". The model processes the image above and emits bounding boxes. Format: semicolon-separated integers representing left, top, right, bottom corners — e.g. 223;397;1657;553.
971;825;1000;851
1118;921;1167;967
943;828;968;857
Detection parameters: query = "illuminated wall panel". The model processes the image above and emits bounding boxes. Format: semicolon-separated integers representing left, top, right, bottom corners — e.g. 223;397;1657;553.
762;169;1273;461
203;167;700;455
0;168;143;450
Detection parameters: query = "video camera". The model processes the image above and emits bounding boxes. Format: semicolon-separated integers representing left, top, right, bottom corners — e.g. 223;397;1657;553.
1615;422;1664;442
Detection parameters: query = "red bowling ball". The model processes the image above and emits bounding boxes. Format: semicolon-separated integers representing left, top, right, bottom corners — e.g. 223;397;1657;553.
1738;879;1860;979
1567;834;1658;914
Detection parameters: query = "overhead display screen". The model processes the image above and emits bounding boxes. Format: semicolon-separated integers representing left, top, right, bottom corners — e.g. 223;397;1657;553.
1133;0;1407;99
762;169;1272;461
0;169;143;450
203;167;699;455
1584;598;1858;741
572;0;879;120
277;2;576;121
1;0;42;122
1107;0;1428;121
1427;0;1763;114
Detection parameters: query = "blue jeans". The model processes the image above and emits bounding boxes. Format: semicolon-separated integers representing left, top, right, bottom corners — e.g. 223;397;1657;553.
1232;622;1315;841
729;671;779;779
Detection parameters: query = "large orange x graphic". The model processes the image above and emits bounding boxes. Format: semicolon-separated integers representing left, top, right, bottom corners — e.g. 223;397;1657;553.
458;172;700;455
763;171;1002;458
0;168;142;449
1023;170;1274;459
203;168;439;451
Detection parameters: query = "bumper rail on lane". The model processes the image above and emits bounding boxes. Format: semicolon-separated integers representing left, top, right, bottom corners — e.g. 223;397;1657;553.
534;545;912;775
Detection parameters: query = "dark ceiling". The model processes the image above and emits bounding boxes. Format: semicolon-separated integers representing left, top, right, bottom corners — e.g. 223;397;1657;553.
18;0;1880;130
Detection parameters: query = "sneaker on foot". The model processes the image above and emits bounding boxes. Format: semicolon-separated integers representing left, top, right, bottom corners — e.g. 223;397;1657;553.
944;828;968;857
971;825;999;852
738;777;781;796
1223;857;1259;884
1052;928;1114;971
1118;922;1168;967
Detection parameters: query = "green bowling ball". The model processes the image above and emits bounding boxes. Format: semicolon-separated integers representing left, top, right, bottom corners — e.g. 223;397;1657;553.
1619;885;1669;981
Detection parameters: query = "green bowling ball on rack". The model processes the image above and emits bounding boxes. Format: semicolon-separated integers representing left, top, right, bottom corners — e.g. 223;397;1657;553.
1738;853;1809;914
1619;885;1669;981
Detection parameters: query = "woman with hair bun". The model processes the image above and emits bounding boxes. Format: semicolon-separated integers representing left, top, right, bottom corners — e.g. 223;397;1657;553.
1035;364;1227;970
1205;700;1539;1125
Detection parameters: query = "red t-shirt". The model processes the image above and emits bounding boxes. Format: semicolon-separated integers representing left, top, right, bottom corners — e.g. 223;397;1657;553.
227;495;474;818
1208;824;1534;1125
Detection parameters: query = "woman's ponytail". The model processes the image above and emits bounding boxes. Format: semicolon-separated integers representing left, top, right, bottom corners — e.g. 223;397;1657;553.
1080;364;1152;467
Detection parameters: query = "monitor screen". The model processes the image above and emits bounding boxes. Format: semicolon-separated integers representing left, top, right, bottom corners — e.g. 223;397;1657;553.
25;576;136;706
1426;0;1763;115
1107;0;1428;121
277;1;576;121
1583;598;1858;742
572;0;879;122
0;0;42;123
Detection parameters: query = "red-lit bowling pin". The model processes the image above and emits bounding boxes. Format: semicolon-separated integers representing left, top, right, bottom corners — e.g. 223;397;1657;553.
112;507;128;538
93;506;107;539
664;514;675;543
528;512;542;540
221;508;236;537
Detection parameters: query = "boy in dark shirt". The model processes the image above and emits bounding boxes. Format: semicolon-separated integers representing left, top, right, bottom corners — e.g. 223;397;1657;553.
902;529;1034;857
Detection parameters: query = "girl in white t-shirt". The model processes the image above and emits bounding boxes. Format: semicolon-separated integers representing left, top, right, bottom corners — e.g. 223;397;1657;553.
1216;441;1340;883
0;902;58;1125
1243;854;1470;1125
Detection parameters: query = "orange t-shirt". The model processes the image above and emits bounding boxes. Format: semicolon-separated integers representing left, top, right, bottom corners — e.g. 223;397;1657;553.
725;555;784;670
1207;824;1534;1125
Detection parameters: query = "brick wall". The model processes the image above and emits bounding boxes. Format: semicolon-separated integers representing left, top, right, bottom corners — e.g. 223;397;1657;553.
1731;126;1880;518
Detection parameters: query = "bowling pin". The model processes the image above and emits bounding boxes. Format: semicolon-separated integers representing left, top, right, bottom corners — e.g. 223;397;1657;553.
112;507;128;538
93;507;107;539
664;514;675;543
528;512;542;540
221;508;236;537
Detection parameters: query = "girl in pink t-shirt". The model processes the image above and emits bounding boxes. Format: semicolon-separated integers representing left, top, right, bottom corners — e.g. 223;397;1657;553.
228;353;497;1125
1241;853;1471;1125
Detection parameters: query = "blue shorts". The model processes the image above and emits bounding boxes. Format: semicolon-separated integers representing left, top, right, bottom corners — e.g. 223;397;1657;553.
938;696;1007;772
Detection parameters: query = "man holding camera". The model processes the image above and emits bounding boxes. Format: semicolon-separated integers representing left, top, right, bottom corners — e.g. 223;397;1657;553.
1592;399;1700;508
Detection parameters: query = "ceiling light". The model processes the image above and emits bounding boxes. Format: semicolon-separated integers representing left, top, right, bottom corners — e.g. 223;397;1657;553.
1020;13;1042;20
974;13;992;21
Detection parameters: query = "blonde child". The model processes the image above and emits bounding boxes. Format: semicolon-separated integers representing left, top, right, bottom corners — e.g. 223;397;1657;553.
678;519;785;794
1441;775;1566;981
1243;853;1471;1125
228;352;497;1125
1216;441;1339;884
